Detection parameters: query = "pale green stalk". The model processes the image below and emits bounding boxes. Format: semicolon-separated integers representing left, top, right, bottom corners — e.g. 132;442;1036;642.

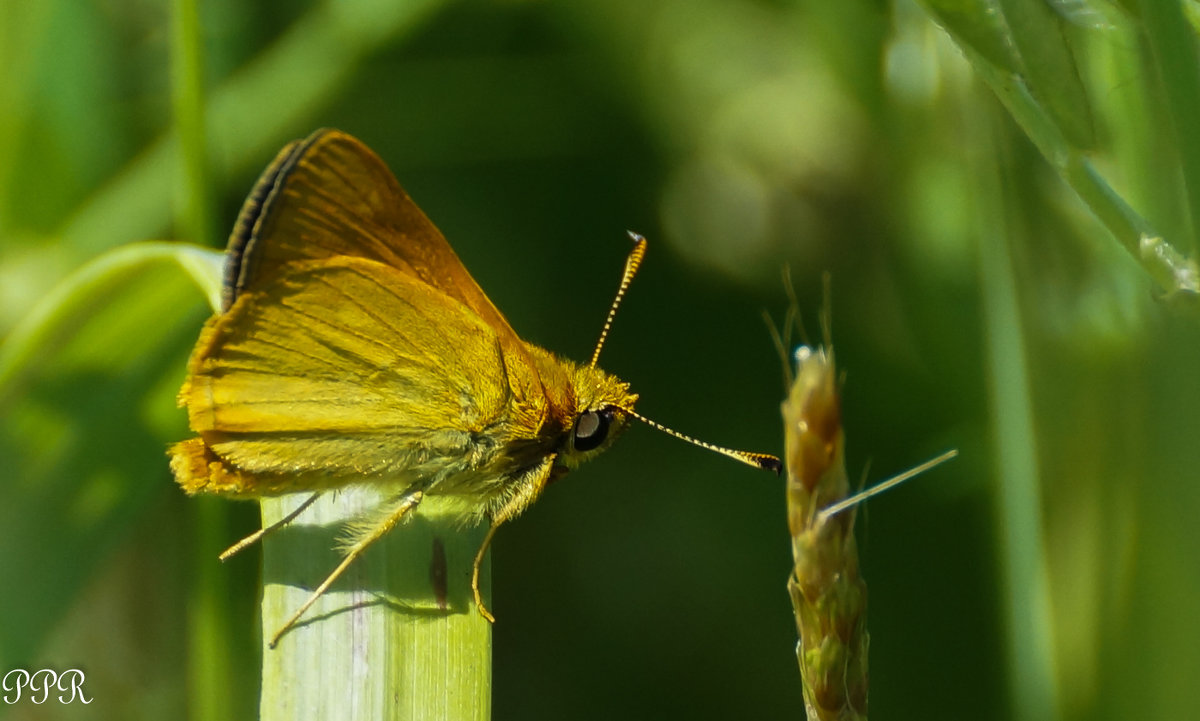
258;493;491;721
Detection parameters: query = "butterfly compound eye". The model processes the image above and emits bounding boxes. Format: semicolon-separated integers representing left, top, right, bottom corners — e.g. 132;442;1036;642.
572;408;613;452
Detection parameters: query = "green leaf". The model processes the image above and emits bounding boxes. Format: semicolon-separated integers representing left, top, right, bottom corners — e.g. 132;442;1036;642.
0;242;218;667
996;0;1097;149
922;0;1024;74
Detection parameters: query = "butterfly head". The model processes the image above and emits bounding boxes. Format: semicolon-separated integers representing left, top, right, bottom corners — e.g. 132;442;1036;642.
557;365;639;469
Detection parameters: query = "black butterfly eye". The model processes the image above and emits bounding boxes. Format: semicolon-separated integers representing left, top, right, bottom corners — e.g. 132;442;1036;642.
573;408;612;452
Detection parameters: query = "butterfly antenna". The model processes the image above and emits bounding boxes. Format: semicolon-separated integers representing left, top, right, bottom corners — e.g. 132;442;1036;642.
625;408;782;474
590;231;648;368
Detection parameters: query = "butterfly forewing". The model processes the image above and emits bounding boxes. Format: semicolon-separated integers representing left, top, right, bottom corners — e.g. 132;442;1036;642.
227;129;517;347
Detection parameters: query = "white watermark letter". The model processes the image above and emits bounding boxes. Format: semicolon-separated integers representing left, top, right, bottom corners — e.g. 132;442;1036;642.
2;669;91;705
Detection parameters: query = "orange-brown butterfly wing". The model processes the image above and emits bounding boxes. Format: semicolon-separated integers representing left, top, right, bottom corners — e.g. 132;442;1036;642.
224;129;513;346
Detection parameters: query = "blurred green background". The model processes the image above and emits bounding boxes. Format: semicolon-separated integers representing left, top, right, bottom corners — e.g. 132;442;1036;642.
3;0;1199;719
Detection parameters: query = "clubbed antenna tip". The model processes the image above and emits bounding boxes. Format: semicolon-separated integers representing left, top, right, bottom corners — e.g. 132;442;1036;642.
626;408;781;474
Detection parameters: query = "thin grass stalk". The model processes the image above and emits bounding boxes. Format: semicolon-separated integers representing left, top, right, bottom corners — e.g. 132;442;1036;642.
973;104;1061;721
170;0;213;250
170;2;237;718
782;345;867;721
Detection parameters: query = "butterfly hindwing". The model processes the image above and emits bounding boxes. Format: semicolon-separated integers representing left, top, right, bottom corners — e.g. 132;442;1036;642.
181;256;519;485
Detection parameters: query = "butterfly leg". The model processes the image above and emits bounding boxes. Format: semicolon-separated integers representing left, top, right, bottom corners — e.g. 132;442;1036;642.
471;459;558;623
219;492;321;561
471;521;504;623
268;488;425;649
